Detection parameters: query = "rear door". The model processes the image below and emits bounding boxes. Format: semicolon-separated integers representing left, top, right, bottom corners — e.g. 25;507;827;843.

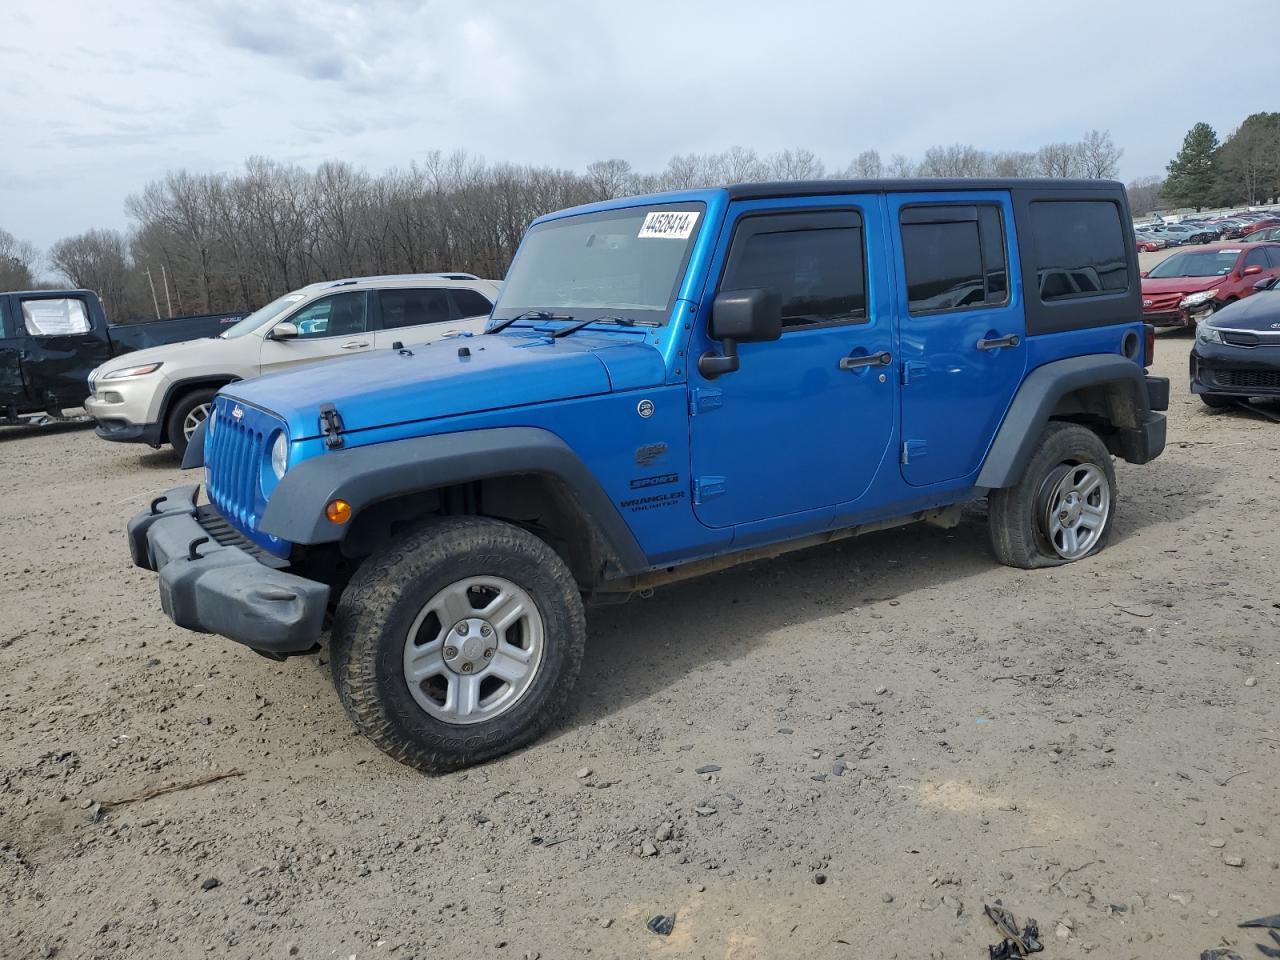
890;194;1026;486
373;287;462;350
16;293;110;411
258;291;373;373
0;296;29;412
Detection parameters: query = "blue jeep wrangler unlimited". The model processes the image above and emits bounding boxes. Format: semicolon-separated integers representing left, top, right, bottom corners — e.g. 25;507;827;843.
129;178;1168;772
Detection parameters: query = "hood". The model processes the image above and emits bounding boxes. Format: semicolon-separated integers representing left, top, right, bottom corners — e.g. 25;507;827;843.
1141;275;1225;295
100;335;234;374
226;331;667;439
1206;290;1280;331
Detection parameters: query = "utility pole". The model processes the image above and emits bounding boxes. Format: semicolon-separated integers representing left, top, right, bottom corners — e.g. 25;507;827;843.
160;264;174;318
144;267;161;319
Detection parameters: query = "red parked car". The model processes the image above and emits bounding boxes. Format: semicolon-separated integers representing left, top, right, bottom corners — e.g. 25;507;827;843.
1140;242;1280;327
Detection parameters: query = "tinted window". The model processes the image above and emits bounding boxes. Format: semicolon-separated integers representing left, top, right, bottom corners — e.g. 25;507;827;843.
721;221;867;329
450;289;494;318
900;205;1008;313
286;292;368;339
1243;248;1269;272
0;301;7;338
378;288;451;330
1030;201;1130;302
22;297;91;336
1265;247;1280;269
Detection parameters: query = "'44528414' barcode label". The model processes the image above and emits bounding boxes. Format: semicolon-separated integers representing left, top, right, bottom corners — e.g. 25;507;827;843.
638;211;700;239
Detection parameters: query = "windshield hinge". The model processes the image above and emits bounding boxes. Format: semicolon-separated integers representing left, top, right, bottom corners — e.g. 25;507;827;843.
319;403;346;449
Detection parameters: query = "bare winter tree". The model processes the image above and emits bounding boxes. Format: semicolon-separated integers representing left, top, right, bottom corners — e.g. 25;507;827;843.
1078;129;1123;179
843;149;883;178
1035;142;1082;178
886;154;916;178
47;229;135;319
0;227;40;290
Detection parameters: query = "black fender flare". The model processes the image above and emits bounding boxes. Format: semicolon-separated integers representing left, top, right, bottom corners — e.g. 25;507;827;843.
159;375;239;442
976;354;1164;489
258;426;650;574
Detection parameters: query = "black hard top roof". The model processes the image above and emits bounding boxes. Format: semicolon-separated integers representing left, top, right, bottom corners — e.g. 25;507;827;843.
725;178;1122;200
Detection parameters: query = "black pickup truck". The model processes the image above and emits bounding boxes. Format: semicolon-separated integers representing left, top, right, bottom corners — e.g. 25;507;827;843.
0;288;244;421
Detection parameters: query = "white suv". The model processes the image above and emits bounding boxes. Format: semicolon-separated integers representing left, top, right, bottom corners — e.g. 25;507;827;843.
86;273;500;456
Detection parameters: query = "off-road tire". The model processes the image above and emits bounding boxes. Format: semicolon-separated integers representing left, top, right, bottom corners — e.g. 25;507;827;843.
330;516;586;773
1199;393;1234;410
165;387;218;459
988;422;1117;569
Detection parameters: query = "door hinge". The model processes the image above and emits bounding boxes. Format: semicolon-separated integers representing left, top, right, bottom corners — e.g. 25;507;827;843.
689;387;723;416
901;440;927;464
901;360;928;386
693;475;726;504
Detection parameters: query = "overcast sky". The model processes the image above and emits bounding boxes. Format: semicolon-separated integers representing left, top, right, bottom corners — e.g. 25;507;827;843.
0;0;1263;252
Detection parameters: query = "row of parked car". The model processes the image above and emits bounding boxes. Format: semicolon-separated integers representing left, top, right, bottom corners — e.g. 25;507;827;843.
1134;209;1280;251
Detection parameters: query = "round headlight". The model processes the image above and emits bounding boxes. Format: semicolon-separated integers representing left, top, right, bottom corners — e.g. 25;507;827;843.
271;432;288;479
207;407;217;437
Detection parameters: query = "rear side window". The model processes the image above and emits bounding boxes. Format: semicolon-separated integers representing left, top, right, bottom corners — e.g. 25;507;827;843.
22;297;91;336
378;289;451;330
720;211;867;329
900;205;1008;313
1030;201;1129;302
450;289;494;318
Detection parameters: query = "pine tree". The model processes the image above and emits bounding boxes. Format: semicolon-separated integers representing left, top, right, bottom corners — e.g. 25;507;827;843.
1162;123;1219;211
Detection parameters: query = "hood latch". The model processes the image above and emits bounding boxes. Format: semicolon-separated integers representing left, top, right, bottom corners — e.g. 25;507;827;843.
318;403;346;449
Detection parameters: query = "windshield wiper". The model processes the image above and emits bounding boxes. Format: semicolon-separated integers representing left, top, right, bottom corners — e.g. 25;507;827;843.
548;315;635;339
487;310;573;334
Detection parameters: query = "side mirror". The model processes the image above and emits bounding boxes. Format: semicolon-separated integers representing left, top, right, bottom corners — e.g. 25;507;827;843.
1243;264;1264;276
1140;271;1149;279
1254;276;1278;291
699;289;782;378
271;321;299;340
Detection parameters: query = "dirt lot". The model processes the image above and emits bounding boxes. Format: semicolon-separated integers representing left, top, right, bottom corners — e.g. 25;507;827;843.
2;288;1278;959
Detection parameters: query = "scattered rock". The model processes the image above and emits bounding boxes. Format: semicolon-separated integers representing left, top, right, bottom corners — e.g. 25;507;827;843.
694;806;716;817
1244;677;1257;687
874;686;887;695
575;767;592;779
694;764;721;775
1223;855;1244;868
656;821;674;842
881;892;894;903
813;872;826;885
833;760;847;777
39;944;55;959
1209;838;1226;848
647;914;675;936
640;841;658;858
1055;923;1071;941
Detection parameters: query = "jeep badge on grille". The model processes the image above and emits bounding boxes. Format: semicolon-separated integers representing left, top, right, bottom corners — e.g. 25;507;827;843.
232;406;244;420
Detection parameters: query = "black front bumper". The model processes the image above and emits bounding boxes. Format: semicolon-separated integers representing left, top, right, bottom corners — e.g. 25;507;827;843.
128;486;329;654
96;418;164;446
1190;341;1280;398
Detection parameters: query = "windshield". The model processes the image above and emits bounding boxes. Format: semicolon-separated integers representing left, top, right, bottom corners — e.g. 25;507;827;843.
1147;250;1240;279
219;292;307;339
491;202;705;326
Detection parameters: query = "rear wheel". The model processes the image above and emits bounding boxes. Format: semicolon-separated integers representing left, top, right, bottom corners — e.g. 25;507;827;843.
165;387;218;458
330;516;586;772
989;422;1117;569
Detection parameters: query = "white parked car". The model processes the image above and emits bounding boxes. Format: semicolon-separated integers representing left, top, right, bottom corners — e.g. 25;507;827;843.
85;273;500;456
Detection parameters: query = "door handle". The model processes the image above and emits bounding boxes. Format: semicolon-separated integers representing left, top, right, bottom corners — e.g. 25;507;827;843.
341;341;370;350
839;351;893;371
976;334;1020;351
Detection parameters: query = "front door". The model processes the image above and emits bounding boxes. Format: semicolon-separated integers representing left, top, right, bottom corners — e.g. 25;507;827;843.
689;200;896;528
259;291;373;373
0;297;28;412
16;293;110;411
890;195;1027;486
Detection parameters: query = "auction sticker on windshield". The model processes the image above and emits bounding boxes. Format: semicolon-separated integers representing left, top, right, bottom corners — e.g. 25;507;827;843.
639;211;699;240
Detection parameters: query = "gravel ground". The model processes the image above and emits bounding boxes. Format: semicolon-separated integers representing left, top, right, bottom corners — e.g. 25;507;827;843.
2;290;1278;959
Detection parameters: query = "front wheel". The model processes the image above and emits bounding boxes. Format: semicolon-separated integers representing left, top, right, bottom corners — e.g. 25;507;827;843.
330;516;586;772
165;387;217;458
988;422;1117;569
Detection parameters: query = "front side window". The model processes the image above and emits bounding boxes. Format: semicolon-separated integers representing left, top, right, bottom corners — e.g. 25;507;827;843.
900;204;1008;314
286;292;368;339
378;289;451;330
1264;247;1280;269
720;211;867;329
22;297;91;336
494;202;704;325
1243;248;1269;272
1030;200;1130;302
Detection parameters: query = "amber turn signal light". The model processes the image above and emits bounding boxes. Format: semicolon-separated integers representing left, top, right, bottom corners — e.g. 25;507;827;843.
325;499;352;524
